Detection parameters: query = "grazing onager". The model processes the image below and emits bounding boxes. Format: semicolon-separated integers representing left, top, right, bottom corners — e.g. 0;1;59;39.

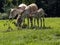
9;3;27;27
34;8;46;28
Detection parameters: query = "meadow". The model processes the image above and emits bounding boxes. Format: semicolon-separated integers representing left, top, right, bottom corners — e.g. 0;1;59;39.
0;17;60;45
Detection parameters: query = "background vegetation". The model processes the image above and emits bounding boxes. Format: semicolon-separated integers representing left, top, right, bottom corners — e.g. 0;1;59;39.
0;0;59;18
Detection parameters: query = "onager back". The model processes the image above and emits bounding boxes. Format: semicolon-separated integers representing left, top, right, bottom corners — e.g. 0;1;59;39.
24;3;38;16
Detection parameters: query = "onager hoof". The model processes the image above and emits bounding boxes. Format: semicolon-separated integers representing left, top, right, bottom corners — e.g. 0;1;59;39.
22;24;27;28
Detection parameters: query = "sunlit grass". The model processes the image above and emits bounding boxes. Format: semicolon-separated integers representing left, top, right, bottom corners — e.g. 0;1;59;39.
0;17;60;45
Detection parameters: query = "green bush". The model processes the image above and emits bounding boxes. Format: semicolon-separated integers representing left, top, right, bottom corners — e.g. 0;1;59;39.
0;13;9;20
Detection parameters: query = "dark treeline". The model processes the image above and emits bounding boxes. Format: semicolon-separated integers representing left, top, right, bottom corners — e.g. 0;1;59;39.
0;0;59;17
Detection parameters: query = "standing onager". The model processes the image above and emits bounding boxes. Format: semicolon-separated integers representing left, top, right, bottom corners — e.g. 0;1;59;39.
9;3;27;27
34;8;46;28
22;3;38;27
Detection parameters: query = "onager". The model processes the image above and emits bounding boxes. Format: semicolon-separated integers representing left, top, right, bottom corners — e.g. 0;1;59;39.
22;3;38;27
34;8;46;28
9;3;27;27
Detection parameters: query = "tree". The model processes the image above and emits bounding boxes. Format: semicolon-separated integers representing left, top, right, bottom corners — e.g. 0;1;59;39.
22;0;36;5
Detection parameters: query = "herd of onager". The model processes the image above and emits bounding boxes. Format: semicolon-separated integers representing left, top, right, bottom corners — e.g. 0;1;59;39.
9;3;46;28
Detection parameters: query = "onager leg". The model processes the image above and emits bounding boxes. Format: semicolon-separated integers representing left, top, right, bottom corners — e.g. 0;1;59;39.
40;17;42;28
42;15;45;28
23;17;25;25
37;18;39;27
16;15;22;27
27;17;29;28
30;16;33;28
34;17;36;27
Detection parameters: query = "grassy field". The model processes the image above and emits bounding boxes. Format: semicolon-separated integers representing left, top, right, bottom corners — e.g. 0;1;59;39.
0;17;60;45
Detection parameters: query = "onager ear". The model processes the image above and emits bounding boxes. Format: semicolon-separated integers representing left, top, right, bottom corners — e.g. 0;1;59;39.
11;8;14;12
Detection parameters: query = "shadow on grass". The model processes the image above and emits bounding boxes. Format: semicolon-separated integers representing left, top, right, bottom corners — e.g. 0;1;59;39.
12;21;52;30
41;26;52;29
3;26;13;32
21;26;52;30
55;33;60;37
3;25;52;33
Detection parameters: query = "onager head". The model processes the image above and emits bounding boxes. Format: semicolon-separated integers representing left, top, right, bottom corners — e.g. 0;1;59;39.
9;8;19;19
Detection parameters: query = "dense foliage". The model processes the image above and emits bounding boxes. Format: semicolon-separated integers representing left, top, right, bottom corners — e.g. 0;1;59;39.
0;0;59;17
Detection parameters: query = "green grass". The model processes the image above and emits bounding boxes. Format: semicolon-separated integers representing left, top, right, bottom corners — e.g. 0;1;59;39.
0;17;60;45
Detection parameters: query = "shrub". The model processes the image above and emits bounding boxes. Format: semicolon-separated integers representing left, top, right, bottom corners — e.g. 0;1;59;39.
0;13;9;20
